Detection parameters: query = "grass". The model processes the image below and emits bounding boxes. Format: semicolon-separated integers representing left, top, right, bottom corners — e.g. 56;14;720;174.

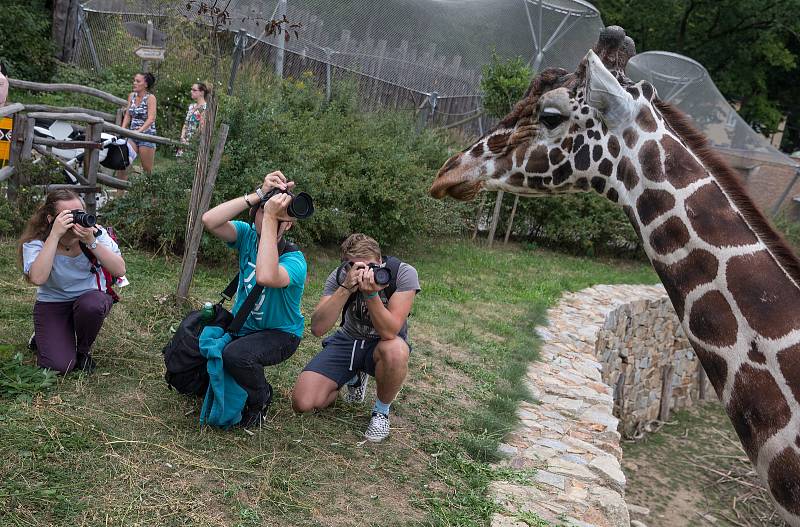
0;237;656;526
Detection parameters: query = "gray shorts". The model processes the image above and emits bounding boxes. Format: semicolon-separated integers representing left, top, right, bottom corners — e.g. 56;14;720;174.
132;138;156;149
302;330;409;388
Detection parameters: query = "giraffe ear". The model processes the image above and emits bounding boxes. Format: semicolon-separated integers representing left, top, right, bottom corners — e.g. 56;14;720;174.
584;49;635;129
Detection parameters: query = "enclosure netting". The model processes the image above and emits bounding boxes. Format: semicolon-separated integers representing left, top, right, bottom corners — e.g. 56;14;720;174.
626;51;797;168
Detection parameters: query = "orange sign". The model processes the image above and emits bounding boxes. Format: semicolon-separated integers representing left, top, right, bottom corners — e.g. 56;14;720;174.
0;117;11;167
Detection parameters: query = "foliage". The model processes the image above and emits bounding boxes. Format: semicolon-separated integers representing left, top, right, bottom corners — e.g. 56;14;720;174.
0;159;63;238
480;52;533;119
104;71;469;257
0;347;57;401
0;0;55;82
773;210;800;253
593;0;800;150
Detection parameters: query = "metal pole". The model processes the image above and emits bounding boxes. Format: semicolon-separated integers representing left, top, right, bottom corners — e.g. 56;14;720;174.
79;7;101;72
274;0;287;79
428;91;438;126
325;48;332;101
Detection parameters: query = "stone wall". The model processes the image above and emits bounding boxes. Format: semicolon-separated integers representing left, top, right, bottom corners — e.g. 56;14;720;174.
491;284;698;527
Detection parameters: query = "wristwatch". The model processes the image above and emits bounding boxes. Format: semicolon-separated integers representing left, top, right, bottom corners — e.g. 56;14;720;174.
88;240;98;250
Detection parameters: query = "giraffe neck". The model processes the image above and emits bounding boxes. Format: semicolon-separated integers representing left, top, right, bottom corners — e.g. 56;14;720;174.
613;107;800;521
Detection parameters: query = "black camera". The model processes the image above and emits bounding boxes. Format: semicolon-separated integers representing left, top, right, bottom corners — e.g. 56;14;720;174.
71;209;96;228
261;188;314;219
336;261;392;287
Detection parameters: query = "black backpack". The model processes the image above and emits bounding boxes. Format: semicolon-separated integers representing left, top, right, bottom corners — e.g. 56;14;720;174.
162;241;299;396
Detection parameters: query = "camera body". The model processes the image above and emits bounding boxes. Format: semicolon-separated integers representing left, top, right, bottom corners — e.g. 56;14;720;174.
336;261;392;287
261;188;314;219
71;209;97;228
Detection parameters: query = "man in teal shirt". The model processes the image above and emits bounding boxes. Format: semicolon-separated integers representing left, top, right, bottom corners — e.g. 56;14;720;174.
202;170;307;428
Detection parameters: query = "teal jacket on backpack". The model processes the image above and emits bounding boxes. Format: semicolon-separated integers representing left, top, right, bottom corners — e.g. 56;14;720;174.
198;325;248;428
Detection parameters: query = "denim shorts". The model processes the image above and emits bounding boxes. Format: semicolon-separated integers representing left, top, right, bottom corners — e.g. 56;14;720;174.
132;138;156;149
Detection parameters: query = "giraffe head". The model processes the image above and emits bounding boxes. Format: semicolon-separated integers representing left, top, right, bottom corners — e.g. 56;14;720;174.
430;26;645;204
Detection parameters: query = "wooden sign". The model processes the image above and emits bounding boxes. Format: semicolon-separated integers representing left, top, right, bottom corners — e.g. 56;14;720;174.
0;117;12;167
134;46;166;61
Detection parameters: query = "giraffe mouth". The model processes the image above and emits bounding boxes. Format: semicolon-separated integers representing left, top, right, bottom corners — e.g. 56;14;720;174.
430;156;484;201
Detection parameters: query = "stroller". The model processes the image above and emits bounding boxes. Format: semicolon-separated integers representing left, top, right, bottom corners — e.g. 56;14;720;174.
32;118;137;209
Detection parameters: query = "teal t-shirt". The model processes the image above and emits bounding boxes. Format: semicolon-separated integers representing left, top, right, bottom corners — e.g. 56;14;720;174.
227;221;306;337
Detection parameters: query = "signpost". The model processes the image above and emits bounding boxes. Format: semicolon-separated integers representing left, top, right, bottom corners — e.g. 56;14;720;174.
134;46;166;61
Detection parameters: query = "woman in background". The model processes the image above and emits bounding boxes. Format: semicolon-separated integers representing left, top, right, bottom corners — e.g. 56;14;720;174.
119;72;157;176
177;82;208;156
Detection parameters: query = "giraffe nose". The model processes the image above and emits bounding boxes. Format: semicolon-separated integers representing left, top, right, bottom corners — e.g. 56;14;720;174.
430;153;483;200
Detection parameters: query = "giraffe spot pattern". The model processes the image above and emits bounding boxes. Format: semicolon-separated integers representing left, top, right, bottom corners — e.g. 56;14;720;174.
513;145;527;167
661;135;706;188
777;343;800;406
573;134;585;153
575;145;591;171
641;82;654;100
607;136;620;158
549;148;565;165
507;172;524;186
636;189;675;226
767;448;800;514
552;162;573;185
747;341;767;364
615;156;639;190
636;107;658;133
639;139;665;182
626;86;640;99
623;128;639;149
442;155;460;173
581;107;589;115
606;187;619;203
590;177;606;194
592;145;603;163
652;249;718;320
525;145;549;173
598;159;613;177
649;216;690;255
569;123;580;134
727;250;800;339
685;183;758;247
586;118;595;129
575;177;589;190
622;205;642;241
527;176;552;190
689;338;728;399
561;137;573;152
470;142;484;157
494;155;512;177
727;364;792;461
689;290;737;347
487;132;511;154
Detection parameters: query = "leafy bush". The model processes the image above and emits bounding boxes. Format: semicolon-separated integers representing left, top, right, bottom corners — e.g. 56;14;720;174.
0;0;55;82
104;70;469;258
480;52;533;119
0;159;63;238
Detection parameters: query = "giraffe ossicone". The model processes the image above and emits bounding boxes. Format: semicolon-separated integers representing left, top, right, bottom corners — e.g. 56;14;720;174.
431;26;800;525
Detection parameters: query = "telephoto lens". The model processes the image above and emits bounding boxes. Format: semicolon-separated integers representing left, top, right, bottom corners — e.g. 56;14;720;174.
286;192;314;219
71;209;97;228
371;264;392;286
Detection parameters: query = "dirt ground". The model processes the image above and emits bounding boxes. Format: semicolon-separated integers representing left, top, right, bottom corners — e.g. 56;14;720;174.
621;401;787;527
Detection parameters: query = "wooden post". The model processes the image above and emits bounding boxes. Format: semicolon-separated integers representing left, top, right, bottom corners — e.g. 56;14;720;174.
274;0;287;78
7;113;28;204
503;195;520;244
227;29;247;96
697;366;707;401
142;20;154;73
176;123;230;302
115;108;125;126
185;98;215;244
82;122;102;214
472;193;487;241
22;117;35;161
658;365;675;421
487;190;504;248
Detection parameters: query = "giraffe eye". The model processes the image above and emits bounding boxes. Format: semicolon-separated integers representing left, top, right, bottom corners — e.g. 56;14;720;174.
539;109;568;130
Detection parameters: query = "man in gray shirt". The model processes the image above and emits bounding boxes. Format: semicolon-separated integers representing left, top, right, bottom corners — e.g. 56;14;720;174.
292;233;420;442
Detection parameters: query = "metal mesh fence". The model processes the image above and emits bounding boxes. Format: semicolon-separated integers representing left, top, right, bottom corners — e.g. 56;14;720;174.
627;51;797;168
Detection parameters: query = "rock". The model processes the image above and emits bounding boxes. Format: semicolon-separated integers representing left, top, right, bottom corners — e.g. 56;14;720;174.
627;503;650;518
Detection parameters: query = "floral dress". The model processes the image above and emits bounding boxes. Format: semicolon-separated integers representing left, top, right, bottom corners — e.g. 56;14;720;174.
183;102;206;141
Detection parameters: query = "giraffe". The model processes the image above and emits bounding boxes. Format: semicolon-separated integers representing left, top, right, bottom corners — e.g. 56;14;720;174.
430;26;800;525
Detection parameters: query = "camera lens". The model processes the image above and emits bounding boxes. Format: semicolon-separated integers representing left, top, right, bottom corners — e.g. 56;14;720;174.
287;192;314;219
72;210;97;228
373;266;391;286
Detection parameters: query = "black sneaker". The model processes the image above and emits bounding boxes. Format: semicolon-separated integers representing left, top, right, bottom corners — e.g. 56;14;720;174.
28;333;37;352
75;354;96;375
240;382;273;430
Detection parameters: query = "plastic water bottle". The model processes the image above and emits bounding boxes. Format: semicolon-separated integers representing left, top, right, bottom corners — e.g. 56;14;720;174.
200;302;215;324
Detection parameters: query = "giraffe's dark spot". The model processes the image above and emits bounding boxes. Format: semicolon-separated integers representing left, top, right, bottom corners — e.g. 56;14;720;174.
607;136;620;158
728;250;800;339
551;162;573;185
636;189;675;226
622;205;642;240
636;107;658;133
561;137;573;152
615;156;639;190
662;135;706;188
494;155;512;177
574;177;589;190
581;107;589;115
573;134;585;152
487;132;511;154
525;145;549;173
689;290;738;347
590;177;606;194
601;122;608;135
598;159;613;177
442;154;461;174
652;249;719;320
641;82;654;100
470;142;484;157
689;338;728;398
606;187;619;203
549;148;565;165
777;343;800;405
585;118;595;129
767;448;800;514
797;436;800;449
569;123;580;134
592;145;603;163
513;145;527;167
527;176;552;189
728;364;792;461
575;145;591;171
626;86;640;99
589;130;601;141
685;183;758;247
623;128;639;149
649;216;689;255
639;139;664;182
507;172;524;186
748;341;767;364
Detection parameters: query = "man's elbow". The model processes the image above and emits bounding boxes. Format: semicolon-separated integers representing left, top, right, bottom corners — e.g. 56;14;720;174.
201;211;213;229
310;324;327;338
28;274;46;286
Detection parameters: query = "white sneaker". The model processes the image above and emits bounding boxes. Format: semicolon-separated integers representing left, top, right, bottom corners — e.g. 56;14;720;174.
364;411;390;442
341;371;369;404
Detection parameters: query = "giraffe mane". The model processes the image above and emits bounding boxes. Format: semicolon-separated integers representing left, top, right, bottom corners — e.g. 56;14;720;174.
656;99;800;286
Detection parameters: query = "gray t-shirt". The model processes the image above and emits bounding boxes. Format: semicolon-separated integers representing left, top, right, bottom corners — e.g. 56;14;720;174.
23;230;121;302
322;261;421;339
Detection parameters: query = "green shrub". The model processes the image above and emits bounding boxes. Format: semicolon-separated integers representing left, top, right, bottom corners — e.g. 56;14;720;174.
0;0;55;82
0;159;63;238
480;52;533;119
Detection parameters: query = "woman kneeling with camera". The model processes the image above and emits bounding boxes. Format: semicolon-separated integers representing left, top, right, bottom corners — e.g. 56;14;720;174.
201;170;307;429
18;190;126;374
